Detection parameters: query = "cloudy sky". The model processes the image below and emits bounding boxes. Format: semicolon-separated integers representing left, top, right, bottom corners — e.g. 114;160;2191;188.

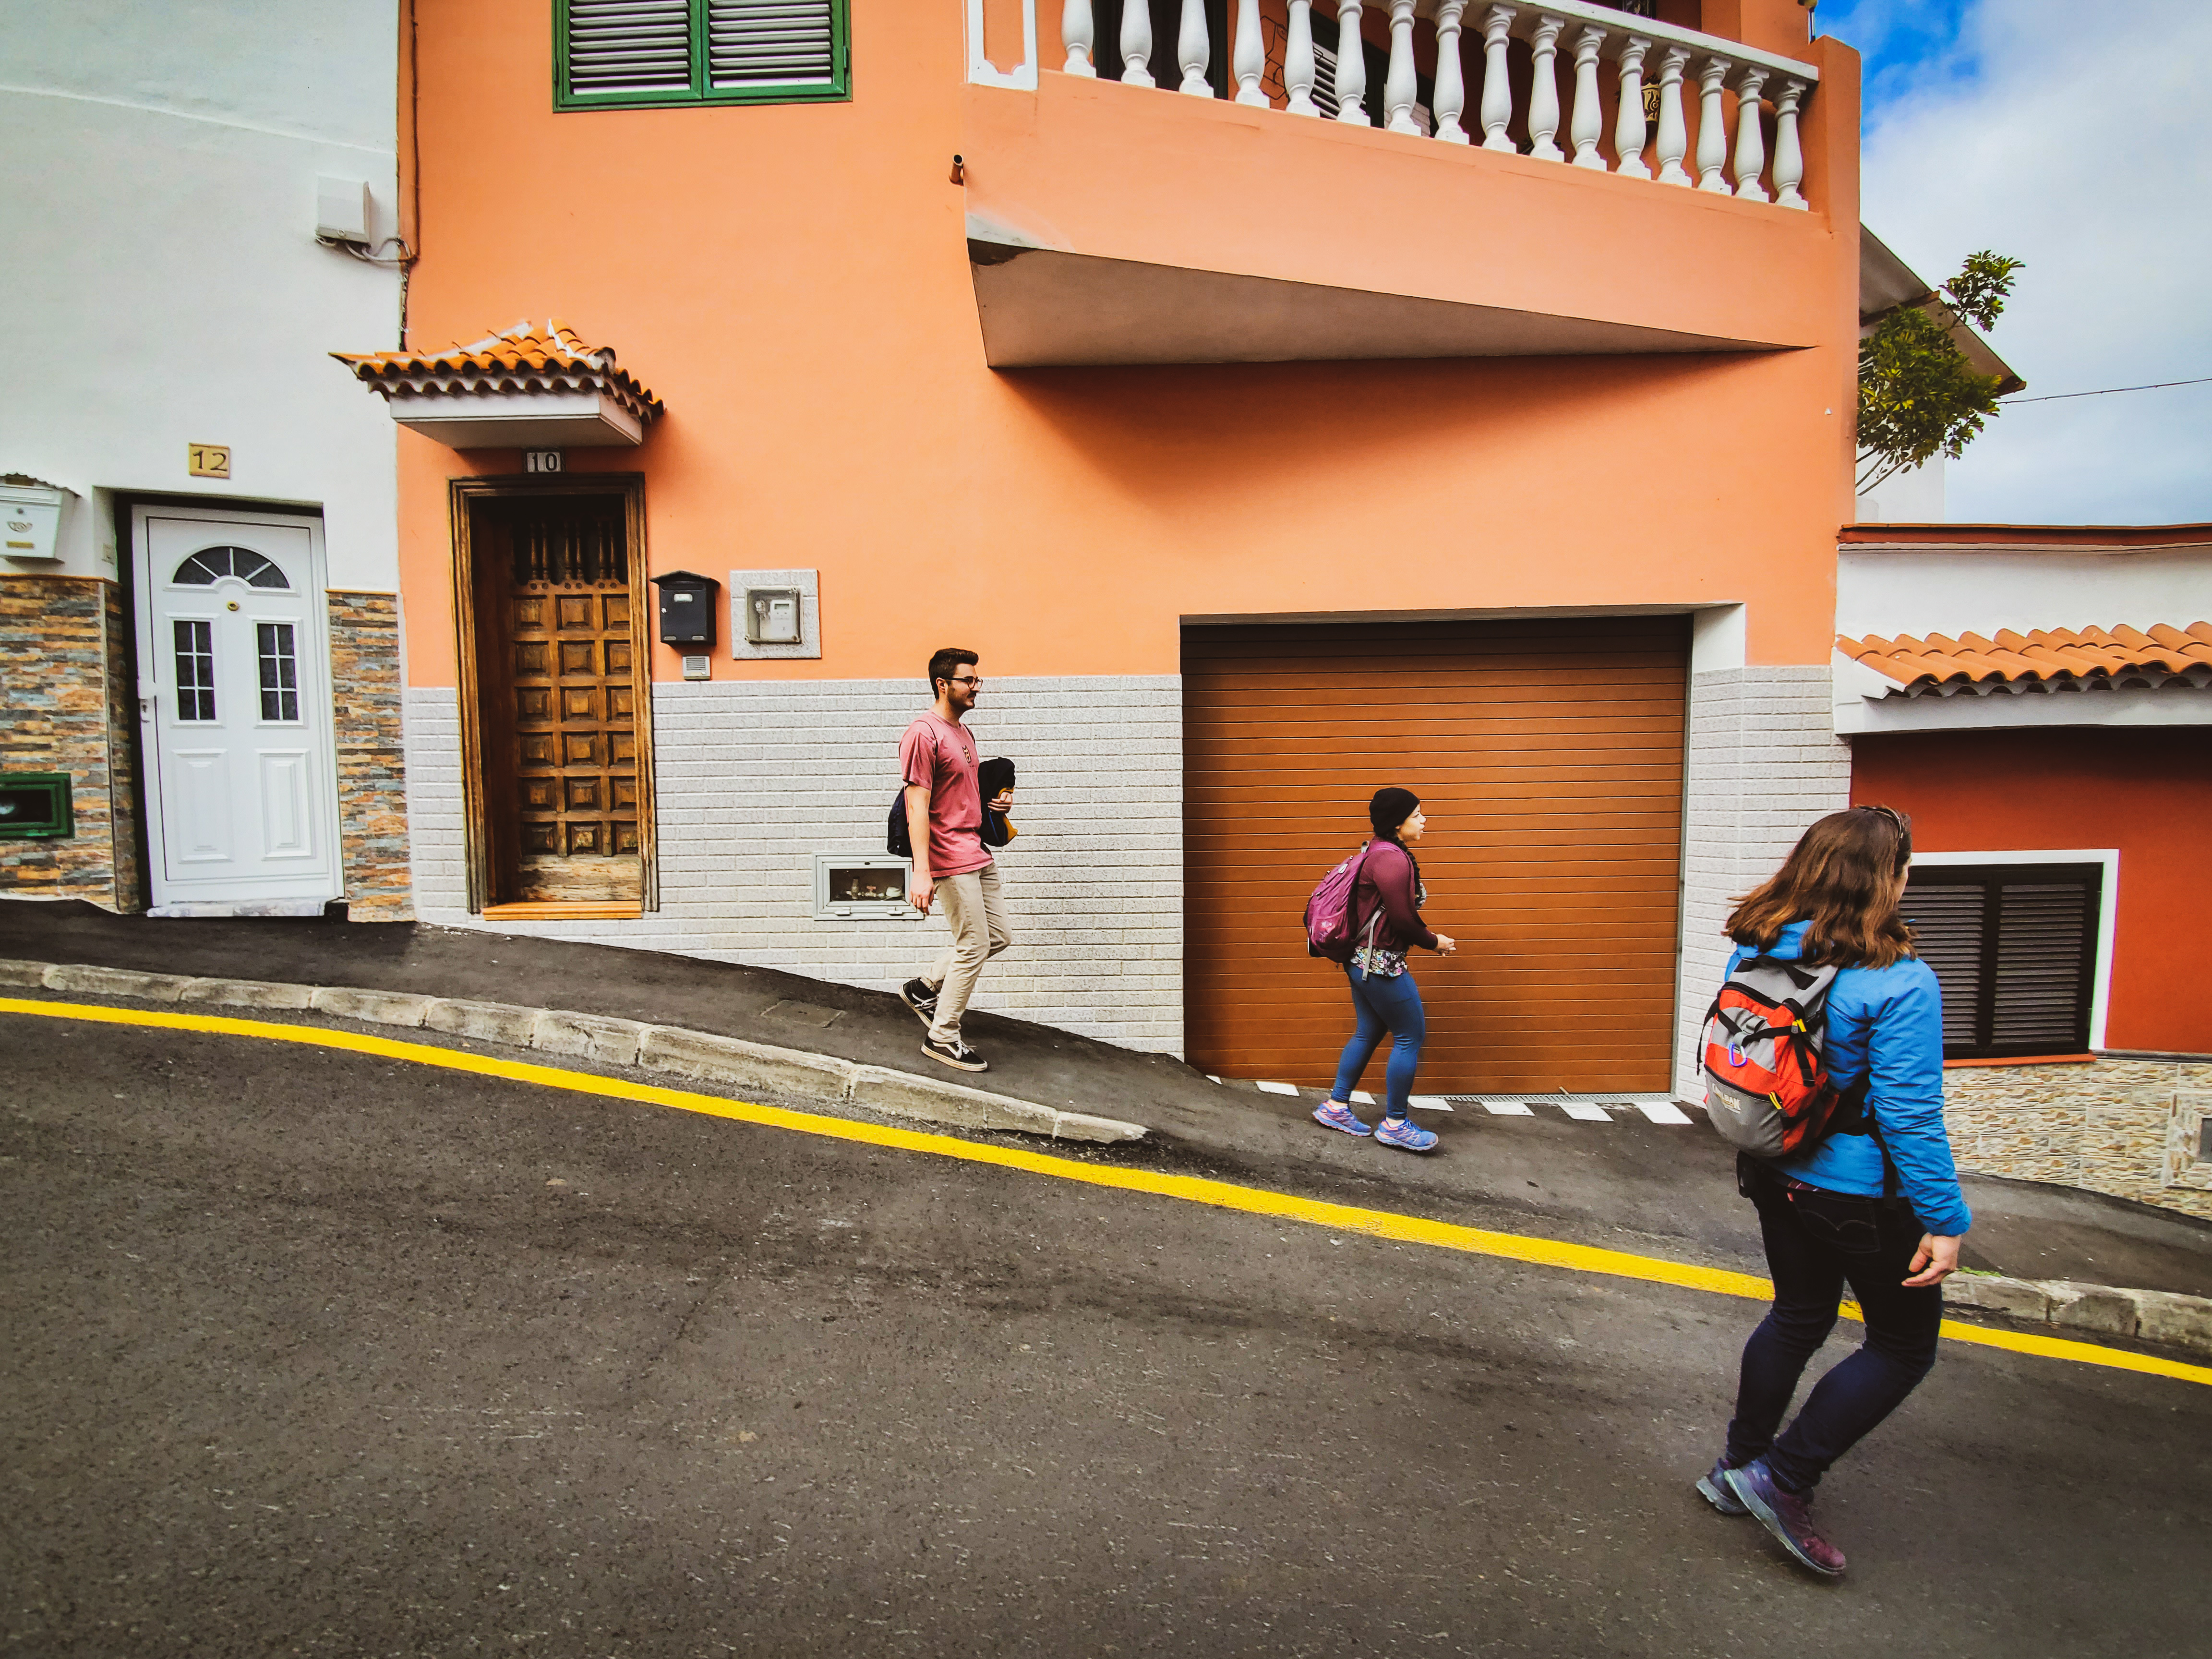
1817;0;2211;524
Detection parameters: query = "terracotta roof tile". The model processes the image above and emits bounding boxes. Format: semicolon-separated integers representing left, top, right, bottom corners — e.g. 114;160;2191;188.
1837;623;2212;697
332;318;663;425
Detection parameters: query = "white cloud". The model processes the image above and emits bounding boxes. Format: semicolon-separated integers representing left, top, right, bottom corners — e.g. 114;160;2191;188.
1855;0;2212;524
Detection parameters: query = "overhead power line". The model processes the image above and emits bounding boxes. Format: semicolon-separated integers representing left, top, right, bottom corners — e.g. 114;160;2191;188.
2003;375;2212;405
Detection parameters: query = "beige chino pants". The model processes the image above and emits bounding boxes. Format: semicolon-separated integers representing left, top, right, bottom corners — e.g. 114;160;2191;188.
923;863;1011;1046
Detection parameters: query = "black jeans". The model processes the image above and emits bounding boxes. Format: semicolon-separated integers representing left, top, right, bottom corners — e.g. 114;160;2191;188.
1725;1157;1944;1493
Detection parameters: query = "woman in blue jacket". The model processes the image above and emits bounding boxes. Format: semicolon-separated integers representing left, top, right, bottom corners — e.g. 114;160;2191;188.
1698;805;1969;1580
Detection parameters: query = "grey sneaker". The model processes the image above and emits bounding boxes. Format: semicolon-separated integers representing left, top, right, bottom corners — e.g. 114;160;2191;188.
922;1034;988;1073
900;978;938;1026
1696;1458;1749;1516
1727;1458;1846;1578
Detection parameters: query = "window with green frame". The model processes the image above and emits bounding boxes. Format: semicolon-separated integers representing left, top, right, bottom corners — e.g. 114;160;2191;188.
555;0;850;110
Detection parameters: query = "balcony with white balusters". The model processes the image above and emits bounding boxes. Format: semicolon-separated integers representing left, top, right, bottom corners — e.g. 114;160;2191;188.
959;0;1855;368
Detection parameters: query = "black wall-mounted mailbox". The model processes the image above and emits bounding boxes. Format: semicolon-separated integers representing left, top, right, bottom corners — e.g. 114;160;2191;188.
0;772;73;840
650;570;721;650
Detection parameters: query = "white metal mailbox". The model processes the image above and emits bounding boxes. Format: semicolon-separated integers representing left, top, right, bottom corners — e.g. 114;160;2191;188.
0;480;73;561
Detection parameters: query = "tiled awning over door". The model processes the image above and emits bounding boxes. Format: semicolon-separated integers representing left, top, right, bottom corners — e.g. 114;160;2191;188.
1182;617;1688;1095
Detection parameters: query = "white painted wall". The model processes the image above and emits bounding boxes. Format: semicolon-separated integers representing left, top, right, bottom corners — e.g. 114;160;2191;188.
1854;455;1945;525
0;1;400;589
1837;546;2212;641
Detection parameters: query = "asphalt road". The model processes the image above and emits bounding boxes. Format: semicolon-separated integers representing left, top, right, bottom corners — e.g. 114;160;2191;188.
4;1008;2207;1658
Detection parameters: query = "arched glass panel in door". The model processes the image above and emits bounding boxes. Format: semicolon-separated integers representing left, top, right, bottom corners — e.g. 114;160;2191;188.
173;546;289;589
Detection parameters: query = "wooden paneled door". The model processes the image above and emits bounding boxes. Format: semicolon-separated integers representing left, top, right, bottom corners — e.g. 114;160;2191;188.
456;480;654;917
1183;617;1688;1095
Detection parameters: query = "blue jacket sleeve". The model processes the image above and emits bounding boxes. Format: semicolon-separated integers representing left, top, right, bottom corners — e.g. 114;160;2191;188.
1827;961;1972;1237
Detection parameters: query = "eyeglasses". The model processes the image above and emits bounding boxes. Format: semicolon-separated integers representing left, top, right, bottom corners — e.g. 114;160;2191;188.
1863;803;1910;832
948;674;983;687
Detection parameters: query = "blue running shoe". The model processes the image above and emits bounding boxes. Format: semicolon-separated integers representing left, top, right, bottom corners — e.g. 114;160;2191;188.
1312;1100;1373;1137
1726;1458;1846;1578
1696;1458;1749;1516
1374;1115;1439;1153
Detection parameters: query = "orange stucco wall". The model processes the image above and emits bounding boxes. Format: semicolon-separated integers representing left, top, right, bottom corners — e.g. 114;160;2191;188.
397;2;1860;689
1851;728;2212;1055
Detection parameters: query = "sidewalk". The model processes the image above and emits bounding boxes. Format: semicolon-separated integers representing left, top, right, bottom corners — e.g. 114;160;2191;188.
6;899;2210;1307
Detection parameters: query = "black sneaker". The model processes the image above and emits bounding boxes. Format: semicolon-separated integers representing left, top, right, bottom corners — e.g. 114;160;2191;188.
900;978;938;1026
922;1034;987;1072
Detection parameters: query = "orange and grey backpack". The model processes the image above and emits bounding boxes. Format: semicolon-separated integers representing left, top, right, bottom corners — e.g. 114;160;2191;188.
1700;956;1873;1165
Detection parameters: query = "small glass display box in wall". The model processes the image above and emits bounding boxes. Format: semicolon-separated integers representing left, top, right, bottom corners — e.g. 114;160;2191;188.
812;852;920;920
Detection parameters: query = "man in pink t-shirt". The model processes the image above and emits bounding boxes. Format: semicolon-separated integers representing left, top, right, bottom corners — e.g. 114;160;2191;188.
898;647;1012;1071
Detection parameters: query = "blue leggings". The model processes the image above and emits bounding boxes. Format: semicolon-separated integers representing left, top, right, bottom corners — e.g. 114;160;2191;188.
1329;965;1426;1119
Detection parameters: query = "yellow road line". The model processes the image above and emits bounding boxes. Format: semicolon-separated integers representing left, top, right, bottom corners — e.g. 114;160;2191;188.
9;995;2209;1390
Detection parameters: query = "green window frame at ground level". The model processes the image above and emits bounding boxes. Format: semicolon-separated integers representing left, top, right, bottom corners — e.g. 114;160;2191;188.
555;0;850;111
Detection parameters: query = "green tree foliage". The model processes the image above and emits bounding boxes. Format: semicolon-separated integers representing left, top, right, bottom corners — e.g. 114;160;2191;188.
1857;251;2025;493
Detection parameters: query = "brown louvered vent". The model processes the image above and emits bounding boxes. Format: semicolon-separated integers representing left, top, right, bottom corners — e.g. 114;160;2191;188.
708;0;836;87
1904;864;2101;1059
566;0;693;94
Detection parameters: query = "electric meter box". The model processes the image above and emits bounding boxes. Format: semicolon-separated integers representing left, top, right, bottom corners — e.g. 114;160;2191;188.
727;568;820;660
745;588;803;645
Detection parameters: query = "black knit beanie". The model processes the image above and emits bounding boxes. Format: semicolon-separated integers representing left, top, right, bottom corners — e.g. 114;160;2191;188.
1369;787;1420;839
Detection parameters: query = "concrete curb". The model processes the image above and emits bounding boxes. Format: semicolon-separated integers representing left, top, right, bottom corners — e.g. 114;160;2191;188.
1943;1272;2212;1356
1;958;1147;1148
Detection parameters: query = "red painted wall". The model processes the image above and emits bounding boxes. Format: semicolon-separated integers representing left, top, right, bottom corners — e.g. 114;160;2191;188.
1851;727;2212;1055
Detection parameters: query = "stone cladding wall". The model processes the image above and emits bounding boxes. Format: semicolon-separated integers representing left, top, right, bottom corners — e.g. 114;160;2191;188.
0;576;130;909
328;592;413;921
101;582;144;908
1945;1058;2212;1222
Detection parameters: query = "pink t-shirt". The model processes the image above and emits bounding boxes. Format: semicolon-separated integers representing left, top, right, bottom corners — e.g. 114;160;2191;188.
899;714;993;878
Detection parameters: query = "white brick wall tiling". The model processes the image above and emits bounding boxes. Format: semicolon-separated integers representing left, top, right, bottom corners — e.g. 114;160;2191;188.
402;678;1183;1053
1672;666;1853;1096
406;665;1845;1080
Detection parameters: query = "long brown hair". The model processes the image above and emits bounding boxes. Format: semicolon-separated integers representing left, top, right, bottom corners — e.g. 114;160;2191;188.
1724;806;1916;968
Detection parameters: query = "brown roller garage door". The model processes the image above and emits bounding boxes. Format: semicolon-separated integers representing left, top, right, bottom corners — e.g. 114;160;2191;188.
1184;617;1687;1095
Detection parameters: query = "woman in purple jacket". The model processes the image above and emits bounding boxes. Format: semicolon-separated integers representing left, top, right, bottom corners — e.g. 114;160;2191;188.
1697;805;1969;1580
1312;788;1457;1153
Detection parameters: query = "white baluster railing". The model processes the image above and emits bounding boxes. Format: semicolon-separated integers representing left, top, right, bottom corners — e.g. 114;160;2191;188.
1120;0;1154;87
1062;0;1094;75
1695;55;1732;192
1653;44;1691;184
1613;34;1650;179
1285;0;1320;115
1568;23;1608;169
1480;5;1518;152
1178;0;1212;96
1333;2;1370;126
1014;0;1820;210
1386;1;1422;134
1527;14;1565;160
1731;66;1769;199
1772;78;1807;209
1233;0;1267;106
1433;0;1470;144
966;0;1039;91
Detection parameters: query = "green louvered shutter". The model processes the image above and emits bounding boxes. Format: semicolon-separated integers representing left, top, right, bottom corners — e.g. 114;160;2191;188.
565;0;694;96
707;1;837;89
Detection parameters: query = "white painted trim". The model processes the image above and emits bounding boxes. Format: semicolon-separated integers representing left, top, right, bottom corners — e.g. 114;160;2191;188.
1690;603;1746;673
966;0;1040;91
1909;849;2119;1051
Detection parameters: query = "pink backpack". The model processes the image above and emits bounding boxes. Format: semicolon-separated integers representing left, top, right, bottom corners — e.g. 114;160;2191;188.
1304;843;1377;962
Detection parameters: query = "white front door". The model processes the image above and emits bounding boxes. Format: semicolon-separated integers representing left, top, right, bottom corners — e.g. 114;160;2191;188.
134;508;341;913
